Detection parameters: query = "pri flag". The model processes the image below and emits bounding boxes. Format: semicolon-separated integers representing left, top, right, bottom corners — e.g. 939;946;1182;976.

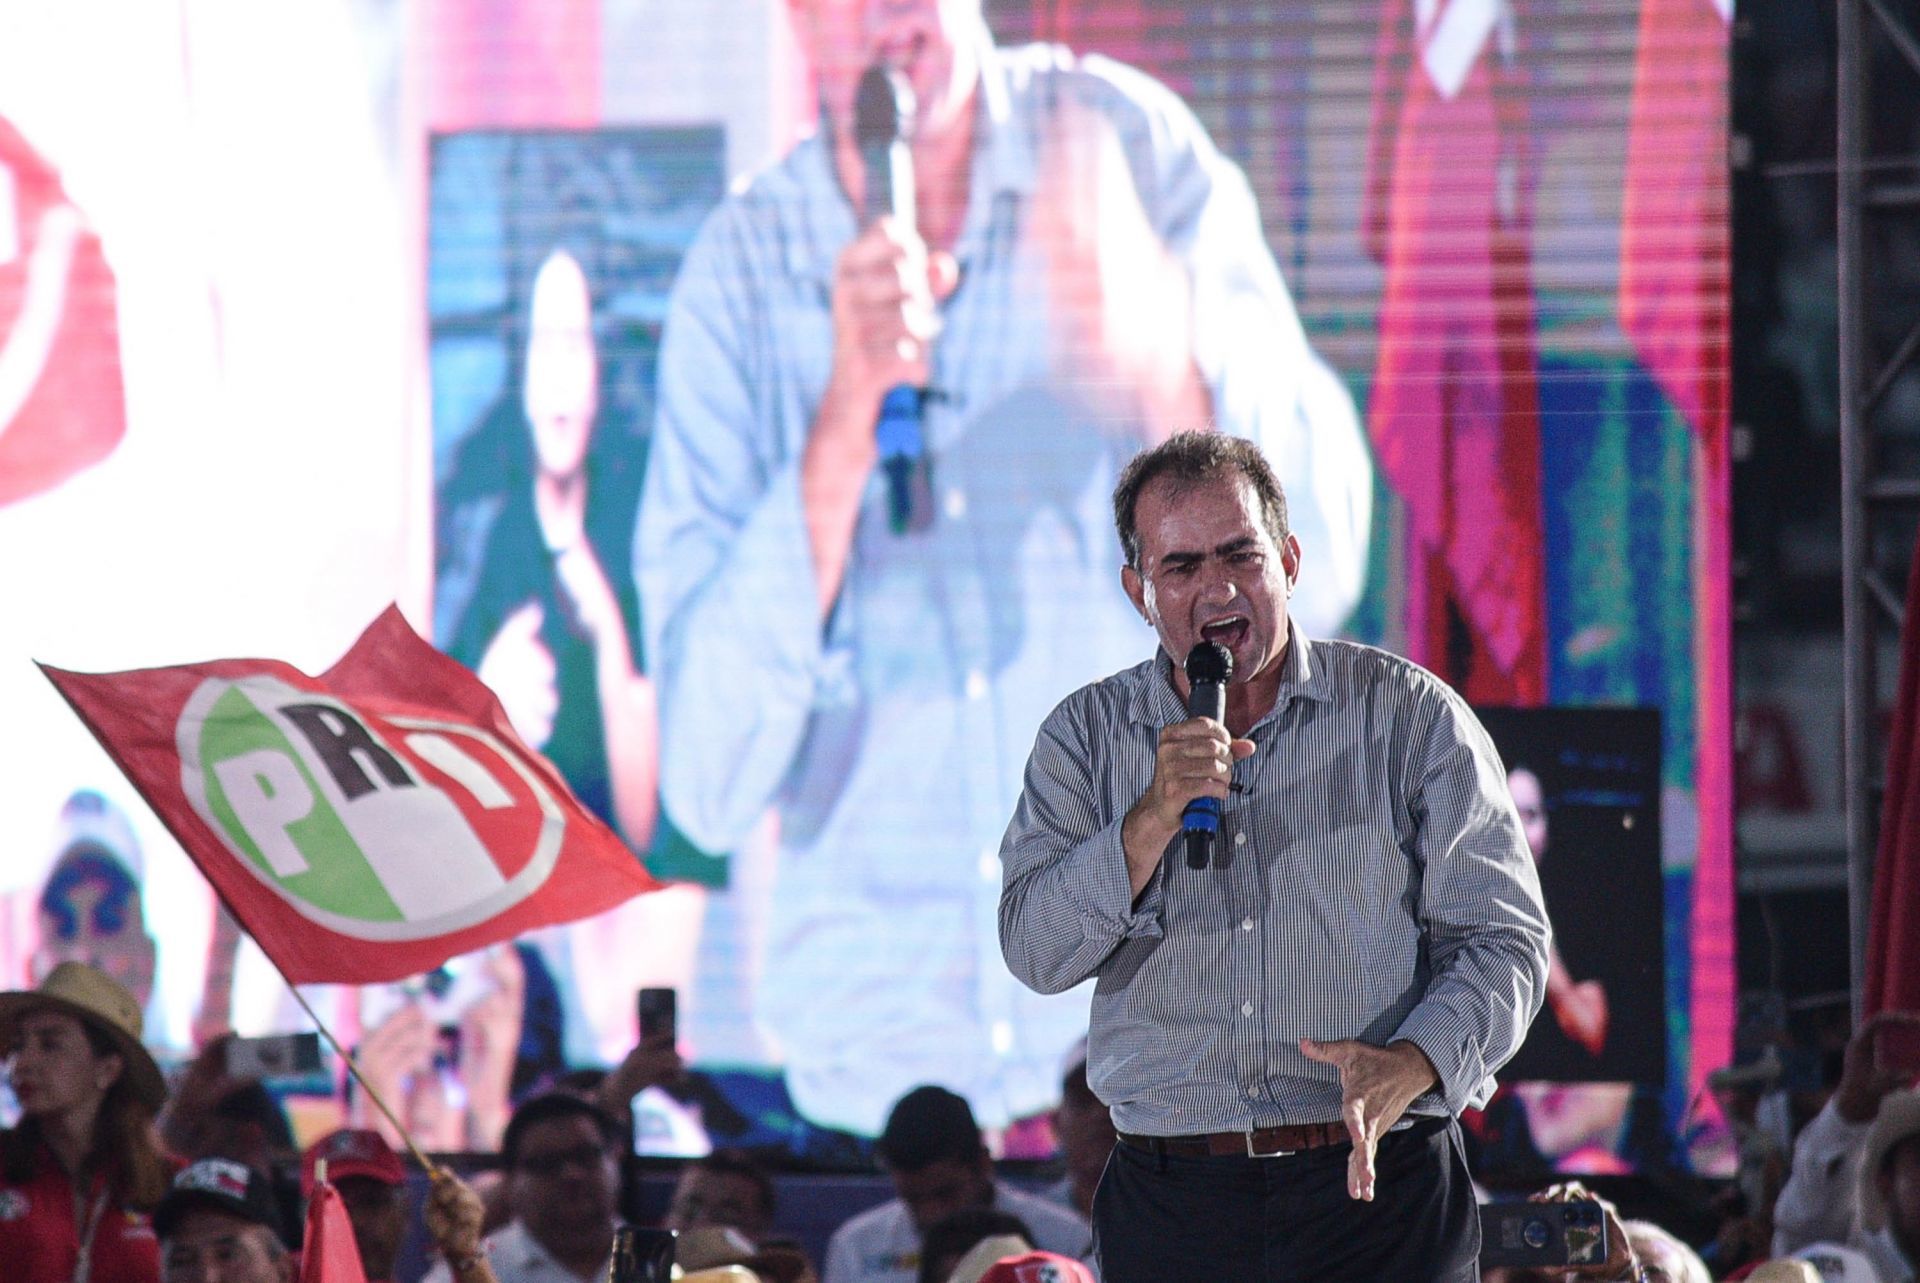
40;606;660;983
300;1177;369;1283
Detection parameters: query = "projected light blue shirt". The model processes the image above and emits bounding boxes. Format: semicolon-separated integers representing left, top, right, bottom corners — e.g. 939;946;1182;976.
638;38;1374;1135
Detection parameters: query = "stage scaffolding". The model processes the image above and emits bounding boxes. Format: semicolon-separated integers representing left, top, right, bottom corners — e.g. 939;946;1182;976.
1838;0;1920;1018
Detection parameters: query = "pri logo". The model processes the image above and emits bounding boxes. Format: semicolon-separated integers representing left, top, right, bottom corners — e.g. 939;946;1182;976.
178;676;562;940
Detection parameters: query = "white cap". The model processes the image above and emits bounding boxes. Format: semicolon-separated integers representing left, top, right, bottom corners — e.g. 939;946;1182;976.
49;789;143;881
1791;1242;1885;1283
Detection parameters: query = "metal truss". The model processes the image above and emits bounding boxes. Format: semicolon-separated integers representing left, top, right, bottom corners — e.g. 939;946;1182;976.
1838;0;1920;1016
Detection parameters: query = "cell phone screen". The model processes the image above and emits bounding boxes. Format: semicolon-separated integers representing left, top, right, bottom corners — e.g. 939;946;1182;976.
1478;1200;1607;1269
225;1032;326;1082
637;987;676;1042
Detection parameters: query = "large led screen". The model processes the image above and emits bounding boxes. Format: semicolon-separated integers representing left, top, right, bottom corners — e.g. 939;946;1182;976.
0;0;1729;1173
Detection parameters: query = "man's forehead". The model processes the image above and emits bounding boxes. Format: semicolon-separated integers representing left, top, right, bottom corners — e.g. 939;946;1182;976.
1136;475;1265;554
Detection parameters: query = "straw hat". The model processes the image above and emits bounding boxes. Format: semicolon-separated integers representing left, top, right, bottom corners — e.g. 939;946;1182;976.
0;961;166;1110
674;1225;758;1271
1858;1088;1920;1231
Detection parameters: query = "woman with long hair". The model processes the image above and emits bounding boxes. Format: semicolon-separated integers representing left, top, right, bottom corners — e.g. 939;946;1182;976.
0;960;171;1282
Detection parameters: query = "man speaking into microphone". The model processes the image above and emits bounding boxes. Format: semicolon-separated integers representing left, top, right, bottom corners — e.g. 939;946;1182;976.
999;433;1551;1281
639;0;1374;1136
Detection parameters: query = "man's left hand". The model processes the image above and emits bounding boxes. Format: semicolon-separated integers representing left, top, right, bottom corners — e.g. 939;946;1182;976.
1299;1037;1439;1202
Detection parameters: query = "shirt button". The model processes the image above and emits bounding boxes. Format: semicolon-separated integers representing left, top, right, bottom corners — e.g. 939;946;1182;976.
1241;917;1254;932
1241;1001;1254;1017
965;670;989;701
944;488;968;520
1234;832;1247;847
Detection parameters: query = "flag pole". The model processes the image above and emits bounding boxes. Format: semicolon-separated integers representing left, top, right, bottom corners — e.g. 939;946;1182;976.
284;982;442;1177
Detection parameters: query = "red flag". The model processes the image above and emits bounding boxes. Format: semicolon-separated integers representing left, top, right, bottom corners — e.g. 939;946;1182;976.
40;606;660;984
300;1178;370;1283
0;115;127;506
1866;530;1920;1016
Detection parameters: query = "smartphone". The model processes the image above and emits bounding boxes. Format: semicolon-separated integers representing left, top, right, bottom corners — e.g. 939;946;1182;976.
1479;1199;1607;1269
608;1225;676;1282
637;987;677;1043
226;1032;325;1082
1878;1020;1920;1077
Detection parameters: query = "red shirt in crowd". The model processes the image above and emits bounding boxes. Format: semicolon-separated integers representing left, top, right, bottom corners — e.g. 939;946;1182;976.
0;1134;161;1283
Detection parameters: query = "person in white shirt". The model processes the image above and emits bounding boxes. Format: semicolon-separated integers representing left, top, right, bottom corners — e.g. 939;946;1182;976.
422;1094;626;1283
823;1087;1089;1283
1774;1012;1920;1283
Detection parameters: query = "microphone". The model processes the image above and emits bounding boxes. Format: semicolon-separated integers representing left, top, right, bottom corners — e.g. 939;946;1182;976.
1182;642;1234;870
853;62;928;536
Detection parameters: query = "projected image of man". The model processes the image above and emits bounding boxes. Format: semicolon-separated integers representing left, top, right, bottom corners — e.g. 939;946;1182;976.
638;0;1375;1136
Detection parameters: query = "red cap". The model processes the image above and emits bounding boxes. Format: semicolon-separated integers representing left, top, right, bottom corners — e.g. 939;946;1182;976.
302;1128;406;1195
975;1253;1098;1283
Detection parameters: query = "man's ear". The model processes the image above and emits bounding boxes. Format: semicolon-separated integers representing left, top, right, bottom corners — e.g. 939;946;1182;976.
1281;533;1301;595
1121;564;1149;623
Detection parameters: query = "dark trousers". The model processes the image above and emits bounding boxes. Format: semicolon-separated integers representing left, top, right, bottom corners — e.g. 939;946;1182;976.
1091;1116;1481;1283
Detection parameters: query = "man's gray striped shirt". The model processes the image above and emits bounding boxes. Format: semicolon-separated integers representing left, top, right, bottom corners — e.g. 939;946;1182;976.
998;629;1551;1136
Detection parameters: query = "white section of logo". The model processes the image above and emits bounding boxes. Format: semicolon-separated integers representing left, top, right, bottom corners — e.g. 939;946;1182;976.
178;676;564;941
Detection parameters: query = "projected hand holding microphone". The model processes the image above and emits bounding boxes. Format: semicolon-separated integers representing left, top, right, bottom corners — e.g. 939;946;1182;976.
813;61;1209;559
853;63;939;534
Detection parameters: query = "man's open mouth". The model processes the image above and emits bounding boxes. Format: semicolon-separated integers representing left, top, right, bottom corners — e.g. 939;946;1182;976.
1199;615;1250;649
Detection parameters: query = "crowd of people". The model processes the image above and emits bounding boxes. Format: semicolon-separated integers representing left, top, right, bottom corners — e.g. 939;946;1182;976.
3;955;1918;1282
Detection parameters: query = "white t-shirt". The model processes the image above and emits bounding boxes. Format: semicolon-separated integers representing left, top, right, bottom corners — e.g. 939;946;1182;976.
821;1181;1091;1283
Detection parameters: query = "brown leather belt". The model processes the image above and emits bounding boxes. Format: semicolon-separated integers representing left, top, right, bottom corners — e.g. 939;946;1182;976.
1118;1120;1351;1159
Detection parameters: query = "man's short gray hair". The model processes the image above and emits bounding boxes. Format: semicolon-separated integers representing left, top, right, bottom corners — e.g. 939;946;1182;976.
1111;431;1289;569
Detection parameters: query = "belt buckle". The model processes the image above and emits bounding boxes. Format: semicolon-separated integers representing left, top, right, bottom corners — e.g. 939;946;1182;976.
1244;1128;1296;1159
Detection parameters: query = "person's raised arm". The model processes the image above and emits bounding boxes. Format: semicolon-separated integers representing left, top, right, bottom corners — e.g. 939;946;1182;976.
1772;1010;1920;1254
424;1167;502;1283
805;216;956;612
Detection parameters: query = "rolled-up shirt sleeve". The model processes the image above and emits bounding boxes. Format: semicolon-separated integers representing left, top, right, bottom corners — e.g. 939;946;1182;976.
1390;689;1553;1113
1000;696;1165;996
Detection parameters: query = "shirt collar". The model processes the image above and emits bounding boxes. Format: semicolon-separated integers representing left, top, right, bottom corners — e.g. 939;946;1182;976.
971;32;1038;201
785;29;1031;282
500;1218;624;1280
1126;621;1329;729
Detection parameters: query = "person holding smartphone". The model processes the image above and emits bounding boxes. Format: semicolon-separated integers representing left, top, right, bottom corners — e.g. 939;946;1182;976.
1773;1009;1920;1280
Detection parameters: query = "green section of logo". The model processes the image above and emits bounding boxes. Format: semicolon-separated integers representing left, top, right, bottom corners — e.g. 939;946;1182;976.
199;687;405;923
